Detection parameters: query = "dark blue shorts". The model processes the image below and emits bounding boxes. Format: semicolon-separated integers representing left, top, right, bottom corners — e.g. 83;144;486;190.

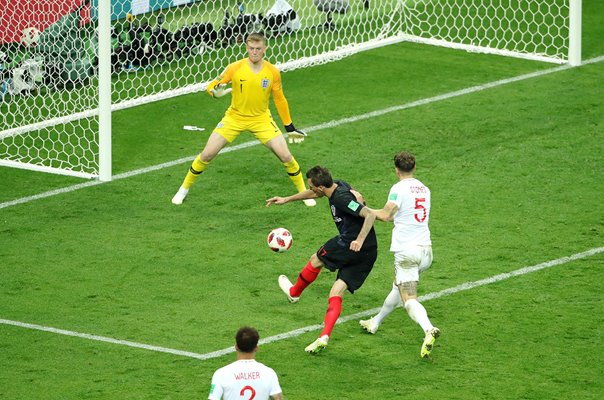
316;236;378;293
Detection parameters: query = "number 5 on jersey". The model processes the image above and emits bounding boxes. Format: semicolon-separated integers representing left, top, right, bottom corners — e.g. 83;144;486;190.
415;197;427;223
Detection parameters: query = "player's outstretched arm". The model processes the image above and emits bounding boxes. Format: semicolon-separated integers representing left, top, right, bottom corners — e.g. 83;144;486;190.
266;196;289;206
266;190;318;206
370;202;398;222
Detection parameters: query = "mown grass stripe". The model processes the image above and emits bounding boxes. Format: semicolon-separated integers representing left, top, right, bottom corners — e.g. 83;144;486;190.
2;246;601;360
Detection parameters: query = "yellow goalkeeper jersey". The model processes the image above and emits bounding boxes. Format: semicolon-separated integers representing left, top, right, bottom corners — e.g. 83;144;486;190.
207;59;292;125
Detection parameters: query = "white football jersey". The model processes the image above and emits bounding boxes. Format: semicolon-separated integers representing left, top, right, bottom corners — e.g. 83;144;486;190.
209;359;282;400
387;177;432;251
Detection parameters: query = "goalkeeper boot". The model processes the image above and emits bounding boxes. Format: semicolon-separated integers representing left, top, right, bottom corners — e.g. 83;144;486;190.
171;186;189;205
420;327;440;358
303;199;316;207
305;335;329;354
278;275;299;303
359;317;379;334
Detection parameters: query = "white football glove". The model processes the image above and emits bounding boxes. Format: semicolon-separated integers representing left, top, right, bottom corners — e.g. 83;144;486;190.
210;83;232;98
285;123;307;144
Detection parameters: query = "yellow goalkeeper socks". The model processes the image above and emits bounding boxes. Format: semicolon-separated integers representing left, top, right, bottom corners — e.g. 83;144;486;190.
182;155;209;189
283;158;306;193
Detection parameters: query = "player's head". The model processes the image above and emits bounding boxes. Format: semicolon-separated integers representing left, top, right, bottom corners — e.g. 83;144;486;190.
235;326;260;354
306;166;334;191
246;32;267;63
394;151;416;173
246;32;267;46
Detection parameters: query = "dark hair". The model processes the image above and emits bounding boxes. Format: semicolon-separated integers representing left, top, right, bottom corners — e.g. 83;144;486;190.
394;151;416;172
306;166;334;188
236;326;259;353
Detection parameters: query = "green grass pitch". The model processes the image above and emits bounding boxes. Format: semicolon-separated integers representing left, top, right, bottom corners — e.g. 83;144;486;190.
1;2;603;399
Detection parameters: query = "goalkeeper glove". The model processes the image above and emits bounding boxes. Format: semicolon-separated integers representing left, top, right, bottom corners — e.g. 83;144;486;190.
285;123;307;144
210;83;232;98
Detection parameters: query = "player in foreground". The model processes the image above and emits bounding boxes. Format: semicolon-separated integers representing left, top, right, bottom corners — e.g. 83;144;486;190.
172;32;314;206
359;151;440;358
208;326;283;400
266;166;377;354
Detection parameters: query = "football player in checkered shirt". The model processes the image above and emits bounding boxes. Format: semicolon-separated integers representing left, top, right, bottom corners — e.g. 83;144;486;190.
267;165;378;354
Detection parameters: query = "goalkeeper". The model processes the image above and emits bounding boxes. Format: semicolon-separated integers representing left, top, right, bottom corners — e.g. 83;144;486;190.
172;32;313;206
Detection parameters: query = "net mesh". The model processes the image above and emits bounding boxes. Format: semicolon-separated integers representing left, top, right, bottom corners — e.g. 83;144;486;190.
0;0;572;178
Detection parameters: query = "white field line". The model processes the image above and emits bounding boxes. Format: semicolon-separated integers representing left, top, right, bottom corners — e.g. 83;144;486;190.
1;55;603;211
1;247;602;361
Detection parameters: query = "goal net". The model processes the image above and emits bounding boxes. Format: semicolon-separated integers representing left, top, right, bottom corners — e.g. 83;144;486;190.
0;0;580;179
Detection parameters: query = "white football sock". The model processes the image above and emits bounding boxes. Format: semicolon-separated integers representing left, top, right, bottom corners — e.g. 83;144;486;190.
404;298;434;333
373;284;402;325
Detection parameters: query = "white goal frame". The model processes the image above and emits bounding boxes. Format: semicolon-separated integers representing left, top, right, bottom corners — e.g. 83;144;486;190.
398;0;581;66
0;0;582;182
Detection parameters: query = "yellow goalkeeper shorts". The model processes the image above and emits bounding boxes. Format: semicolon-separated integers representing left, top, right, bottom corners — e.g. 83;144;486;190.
213;113;282;144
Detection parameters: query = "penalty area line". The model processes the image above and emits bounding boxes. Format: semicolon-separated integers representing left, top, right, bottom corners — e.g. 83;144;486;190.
1;55;603;211
1;246;602;361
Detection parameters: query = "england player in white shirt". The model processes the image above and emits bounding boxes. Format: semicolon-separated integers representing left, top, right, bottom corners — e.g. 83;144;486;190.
359;151;440;358
208;327;283;400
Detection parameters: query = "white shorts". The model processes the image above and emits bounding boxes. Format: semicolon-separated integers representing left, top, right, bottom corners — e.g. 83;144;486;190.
393;245;433;284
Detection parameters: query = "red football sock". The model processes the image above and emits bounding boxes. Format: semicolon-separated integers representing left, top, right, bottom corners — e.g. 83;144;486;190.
320;296;343;337
290;261;321;297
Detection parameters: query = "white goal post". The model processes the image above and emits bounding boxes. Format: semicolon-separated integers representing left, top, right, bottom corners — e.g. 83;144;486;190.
0;0;582;180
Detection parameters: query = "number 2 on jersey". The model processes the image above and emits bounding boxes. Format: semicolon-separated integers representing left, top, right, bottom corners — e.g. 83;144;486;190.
240;385;256;400
414;197;427;223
